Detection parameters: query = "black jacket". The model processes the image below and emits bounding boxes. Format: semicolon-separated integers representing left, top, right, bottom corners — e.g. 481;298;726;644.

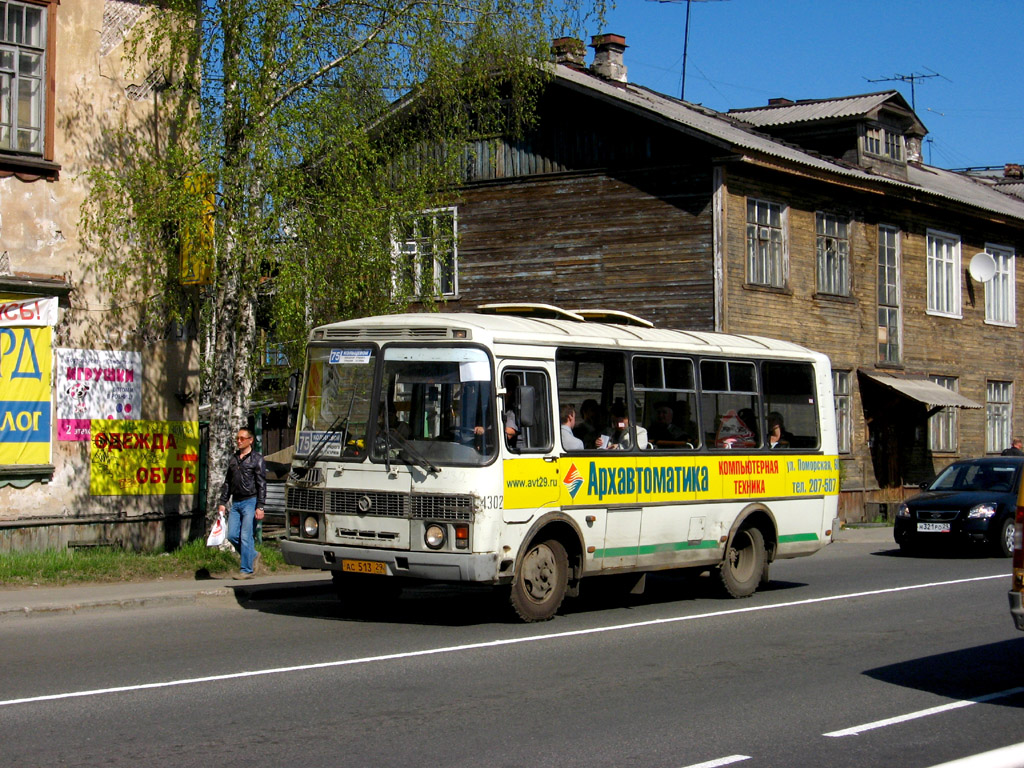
218;449;267;508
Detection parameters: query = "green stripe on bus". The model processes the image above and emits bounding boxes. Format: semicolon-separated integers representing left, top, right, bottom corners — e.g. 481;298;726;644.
778;533;820;543
593;532;819;559
593;539;720;559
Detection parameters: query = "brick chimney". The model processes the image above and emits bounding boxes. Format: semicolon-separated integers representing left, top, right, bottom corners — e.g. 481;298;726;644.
551;37;586;68
1005;163;1023;179
768;98;794;106
590;33;627;83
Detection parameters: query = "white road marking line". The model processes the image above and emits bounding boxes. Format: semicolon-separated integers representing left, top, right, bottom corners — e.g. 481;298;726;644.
924;741;1024;768
0;573;1005;709
679;755;751;768
823;687;1024;738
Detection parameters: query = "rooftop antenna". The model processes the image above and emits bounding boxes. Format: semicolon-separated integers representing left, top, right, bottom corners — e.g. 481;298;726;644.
648;0;729;101
865;67;949;112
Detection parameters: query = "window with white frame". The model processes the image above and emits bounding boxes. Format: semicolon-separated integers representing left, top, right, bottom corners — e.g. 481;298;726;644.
393;207;457;299
984;244;1015;326
877;225;901;364
746;198;785;288
928;376;958;453
987;380;1012;454
833;370;851;454
0;1;46;155
926;230;961;317
816;212;850;296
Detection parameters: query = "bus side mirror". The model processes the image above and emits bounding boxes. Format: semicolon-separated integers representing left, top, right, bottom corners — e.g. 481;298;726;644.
518;385;536;428
286;371;301;411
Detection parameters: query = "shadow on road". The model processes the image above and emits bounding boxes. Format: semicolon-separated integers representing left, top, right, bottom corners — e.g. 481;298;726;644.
235;568;810;627
863;638;1024;707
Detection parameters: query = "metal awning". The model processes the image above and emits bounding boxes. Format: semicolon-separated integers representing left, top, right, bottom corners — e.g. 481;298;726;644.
859;370;983;410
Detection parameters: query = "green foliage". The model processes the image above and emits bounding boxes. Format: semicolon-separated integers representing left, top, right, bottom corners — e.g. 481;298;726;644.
0;541;290;586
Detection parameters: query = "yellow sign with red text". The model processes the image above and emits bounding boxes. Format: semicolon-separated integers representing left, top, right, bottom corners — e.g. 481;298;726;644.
90;420;200;495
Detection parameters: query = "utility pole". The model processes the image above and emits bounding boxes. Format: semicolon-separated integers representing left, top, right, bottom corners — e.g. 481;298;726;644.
648;0;729;101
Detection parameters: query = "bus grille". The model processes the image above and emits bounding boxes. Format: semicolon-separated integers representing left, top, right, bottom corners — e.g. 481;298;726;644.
287;487;324;512
286;488;474;521
412;494;474;521
329;491;407;517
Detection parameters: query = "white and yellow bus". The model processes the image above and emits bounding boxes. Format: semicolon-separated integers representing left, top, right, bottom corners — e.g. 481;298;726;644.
279;305;841;621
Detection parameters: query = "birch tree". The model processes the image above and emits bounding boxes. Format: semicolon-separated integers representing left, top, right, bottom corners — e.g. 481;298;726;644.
81;0;603;515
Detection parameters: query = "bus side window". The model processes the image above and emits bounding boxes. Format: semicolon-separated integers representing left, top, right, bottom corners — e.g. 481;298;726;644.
503;369;553;453
700;359;761;450
762;361;820;450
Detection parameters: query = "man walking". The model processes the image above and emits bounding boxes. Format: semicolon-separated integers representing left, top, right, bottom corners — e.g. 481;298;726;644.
217;427;267;579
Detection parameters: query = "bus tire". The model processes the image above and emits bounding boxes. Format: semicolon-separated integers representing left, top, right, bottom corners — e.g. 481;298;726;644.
510;538;568;622
718;527;765;598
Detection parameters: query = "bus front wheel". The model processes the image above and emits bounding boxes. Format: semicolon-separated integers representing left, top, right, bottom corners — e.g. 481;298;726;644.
718;527;765;598
510;538;568;622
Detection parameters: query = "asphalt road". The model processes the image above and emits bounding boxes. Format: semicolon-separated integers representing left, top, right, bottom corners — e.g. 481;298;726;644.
1;530;1022;768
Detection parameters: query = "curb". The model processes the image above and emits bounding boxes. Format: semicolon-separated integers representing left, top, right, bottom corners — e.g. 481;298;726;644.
0;577;334;622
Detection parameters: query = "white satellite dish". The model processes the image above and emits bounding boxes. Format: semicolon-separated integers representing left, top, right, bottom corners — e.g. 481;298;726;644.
968;252;996;282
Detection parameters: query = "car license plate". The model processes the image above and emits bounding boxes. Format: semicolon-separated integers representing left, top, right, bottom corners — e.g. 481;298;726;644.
341;559;388;575
917;522;951;533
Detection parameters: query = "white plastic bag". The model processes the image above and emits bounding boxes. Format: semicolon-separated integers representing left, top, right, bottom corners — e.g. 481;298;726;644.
206;511;227;547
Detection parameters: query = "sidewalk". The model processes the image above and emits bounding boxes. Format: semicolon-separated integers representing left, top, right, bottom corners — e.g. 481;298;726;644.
0;570;334;622
0;527;892;621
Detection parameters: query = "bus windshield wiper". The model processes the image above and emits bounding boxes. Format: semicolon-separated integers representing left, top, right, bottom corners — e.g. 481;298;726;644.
385;428;440;475
305;390;356;467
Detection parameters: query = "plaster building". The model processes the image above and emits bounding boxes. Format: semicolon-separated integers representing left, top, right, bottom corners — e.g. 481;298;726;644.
400;35;1024;519
0;1;201;551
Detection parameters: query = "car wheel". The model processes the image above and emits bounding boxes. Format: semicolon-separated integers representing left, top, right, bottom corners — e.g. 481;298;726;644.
994;516;1014;558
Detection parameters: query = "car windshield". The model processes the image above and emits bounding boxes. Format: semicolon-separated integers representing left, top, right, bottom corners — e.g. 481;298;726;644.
930;461;1020;493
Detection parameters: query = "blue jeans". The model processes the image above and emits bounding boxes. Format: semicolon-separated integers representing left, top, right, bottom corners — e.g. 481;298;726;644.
227;496;258;573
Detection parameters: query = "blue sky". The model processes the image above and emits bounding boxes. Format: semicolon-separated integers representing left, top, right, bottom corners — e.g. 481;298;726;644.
593;0;1022;169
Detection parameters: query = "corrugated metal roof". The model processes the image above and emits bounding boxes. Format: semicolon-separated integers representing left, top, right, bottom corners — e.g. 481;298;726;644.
550;64;1024;224
728;92;900;127
860;371;983;410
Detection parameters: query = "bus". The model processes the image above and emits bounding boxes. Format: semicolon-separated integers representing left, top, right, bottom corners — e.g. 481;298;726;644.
1011;469;1024;631
279;304;841;621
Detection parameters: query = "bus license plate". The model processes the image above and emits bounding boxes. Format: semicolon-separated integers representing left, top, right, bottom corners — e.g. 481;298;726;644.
917;522;950;533
341;559;388;575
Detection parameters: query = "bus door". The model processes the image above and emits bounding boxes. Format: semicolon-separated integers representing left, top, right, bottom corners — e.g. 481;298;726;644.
499;363;560;520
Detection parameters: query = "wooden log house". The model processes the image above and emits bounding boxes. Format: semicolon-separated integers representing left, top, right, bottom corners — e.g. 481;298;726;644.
396;34;1024;519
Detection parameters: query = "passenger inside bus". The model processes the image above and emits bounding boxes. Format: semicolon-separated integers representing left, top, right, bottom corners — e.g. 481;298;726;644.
573;398;604;449
605;401;649;450
768;411;793;449
503;374;520;450
560;404;585;450
647;401;695;449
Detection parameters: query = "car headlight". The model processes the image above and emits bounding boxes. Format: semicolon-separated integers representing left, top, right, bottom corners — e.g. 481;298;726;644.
896;503;910;518
967;503;998;519
424;523;446;550
303;515;320;537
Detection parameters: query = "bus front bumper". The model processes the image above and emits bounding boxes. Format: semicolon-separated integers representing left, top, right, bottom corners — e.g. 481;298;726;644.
280;538;507;584
1010;590;1024;631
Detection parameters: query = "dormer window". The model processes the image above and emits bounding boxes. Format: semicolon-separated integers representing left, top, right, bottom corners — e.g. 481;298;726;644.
866;126;903;162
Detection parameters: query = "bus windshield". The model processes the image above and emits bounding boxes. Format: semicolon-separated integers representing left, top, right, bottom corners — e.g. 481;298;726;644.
296;347;376;459
372;346;496;467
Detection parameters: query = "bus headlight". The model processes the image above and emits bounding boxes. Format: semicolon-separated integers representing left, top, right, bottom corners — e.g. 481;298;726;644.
425;523;446;549
303;515;320;538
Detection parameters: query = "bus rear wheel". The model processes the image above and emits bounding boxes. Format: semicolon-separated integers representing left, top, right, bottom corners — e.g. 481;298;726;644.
510;538;568;622
718;527;765;598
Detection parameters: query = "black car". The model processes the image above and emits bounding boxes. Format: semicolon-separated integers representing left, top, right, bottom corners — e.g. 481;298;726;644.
894;457;1023;557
